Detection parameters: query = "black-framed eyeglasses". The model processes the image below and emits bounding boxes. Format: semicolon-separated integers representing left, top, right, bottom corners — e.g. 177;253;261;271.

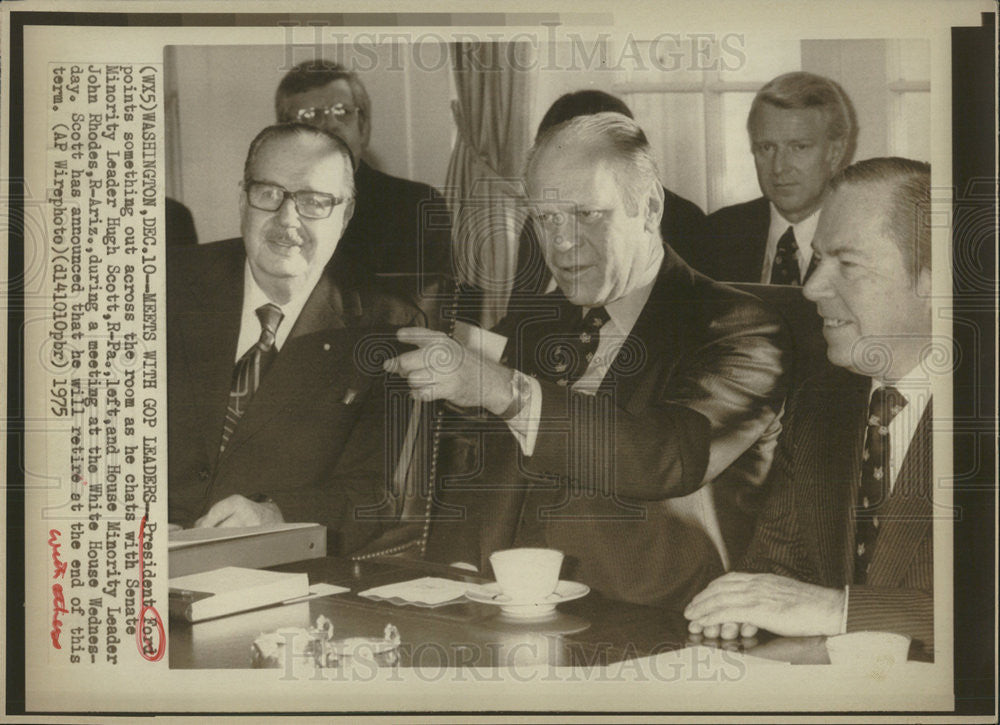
243;181;351;220
295;104;360;124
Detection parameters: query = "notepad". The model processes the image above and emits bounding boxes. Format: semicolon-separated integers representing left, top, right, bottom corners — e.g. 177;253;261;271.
358;577;472;607
169;566;310;622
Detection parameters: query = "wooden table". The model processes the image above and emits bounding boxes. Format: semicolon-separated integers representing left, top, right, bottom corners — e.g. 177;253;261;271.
169;555;830;670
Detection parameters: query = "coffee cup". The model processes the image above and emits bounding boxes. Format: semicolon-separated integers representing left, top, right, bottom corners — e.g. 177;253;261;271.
489;548;564;602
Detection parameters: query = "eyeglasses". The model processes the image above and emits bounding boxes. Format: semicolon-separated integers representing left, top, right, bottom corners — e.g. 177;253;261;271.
243;181;351;220
295;104;360;124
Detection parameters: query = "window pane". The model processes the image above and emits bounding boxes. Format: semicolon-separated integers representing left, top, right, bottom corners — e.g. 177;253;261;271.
896;39;930;81
629;92;707;211
893;93;931;161
717;92;759;210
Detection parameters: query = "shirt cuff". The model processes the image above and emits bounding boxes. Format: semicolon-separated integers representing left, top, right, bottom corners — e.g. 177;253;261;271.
840;585;850;634
504;373;542;456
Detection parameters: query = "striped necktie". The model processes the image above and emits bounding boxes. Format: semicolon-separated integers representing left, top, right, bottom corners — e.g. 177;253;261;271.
220;303;284;451
854;385;908;584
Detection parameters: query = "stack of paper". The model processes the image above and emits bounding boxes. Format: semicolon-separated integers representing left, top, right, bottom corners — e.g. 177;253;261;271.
169;566;310;622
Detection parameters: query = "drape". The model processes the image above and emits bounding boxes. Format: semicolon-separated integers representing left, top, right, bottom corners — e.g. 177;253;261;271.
445;42;536;328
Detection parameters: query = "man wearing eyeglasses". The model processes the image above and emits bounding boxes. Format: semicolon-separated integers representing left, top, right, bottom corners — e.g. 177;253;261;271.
167;123;398;555
275;59;453;298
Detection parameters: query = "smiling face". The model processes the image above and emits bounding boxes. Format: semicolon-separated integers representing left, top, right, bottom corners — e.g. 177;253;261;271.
750;104;846;223
526;147;662;307
803;181;932;381
278;79;367;165
240;133;354;302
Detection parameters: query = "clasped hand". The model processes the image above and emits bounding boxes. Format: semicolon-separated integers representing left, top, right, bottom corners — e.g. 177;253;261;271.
194;494;284;528
684;572;846;640
383;328;514;415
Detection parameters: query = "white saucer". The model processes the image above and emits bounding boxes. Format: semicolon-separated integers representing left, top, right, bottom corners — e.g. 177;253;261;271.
465;580;590;618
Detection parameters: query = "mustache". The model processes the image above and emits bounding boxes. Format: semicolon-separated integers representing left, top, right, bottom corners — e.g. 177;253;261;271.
265;228;307;245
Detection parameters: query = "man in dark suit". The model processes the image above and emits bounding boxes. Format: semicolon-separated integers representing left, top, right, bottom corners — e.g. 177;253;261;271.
686;158;935;655
694;72;857;285
386;113;792;607
274;60;452;297
167;123;400;555
511;90;706;296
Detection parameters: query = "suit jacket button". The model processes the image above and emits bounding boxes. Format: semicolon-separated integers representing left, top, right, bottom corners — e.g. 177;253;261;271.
199;468;210;481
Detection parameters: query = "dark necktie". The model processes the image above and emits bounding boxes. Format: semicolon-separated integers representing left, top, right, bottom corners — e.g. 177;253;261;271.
854;385;908;584
769;226;802;285
547;306;610;387
220;303;284;451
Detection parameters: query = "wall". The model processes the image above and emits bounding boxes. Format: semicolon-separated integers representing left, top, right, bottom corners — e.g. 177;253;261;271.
165;43;453;243
166;38;930;240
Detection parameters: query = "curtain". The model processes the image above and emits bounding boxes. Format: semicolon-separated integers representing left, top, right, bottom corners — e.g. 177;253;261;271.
445;42;536;328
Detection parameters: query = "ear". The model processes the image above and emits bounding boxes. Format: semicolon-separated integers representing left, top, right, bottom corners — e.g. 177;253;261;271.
359;114;372;153
340;197;356;235
826;135;848;172
644;182;665;235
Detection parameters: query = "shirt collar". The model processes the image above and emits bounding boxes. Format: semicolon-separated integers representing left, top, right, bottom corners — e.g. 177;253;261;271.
768;202;822;251
870;362;933;403
240;261;314;352
603;245;662;333
544;242;664;332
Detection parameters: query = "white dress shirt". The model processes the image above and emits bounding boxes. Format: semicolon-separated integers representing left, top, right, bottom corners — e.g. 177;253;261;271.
461;246;665;456
234;262;314;359
759;204;821;284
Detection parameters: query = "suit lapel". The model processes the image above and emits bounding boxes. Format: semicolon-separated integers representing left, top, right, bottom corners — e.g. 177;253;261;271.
217;273;354;458
802;371;869;585
750;198;772;278
603;259;677;409
175;244;244;468
867;401;933;585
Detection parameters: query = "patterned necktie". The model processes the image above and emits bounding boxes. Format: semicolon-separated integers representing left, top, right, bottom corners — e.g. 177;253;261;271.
770;225;802;285
547;306;610;387
854;385;908;584
220;303;284;451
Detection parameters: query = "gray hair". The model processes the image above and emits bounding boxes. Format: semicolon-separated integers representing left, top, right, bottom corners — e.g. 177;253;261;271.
524;111;661;217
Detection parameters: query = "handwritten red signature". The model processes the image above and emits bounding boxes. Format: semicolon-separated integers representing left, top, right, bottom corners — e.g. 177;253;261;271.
136;513;165;661
49;529;68;649
51;584;68;649
49;528;68;578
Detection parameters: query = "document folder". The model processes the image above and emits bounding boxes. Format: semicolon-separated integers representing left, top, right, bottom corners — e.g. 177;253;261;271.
168;523;326;577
